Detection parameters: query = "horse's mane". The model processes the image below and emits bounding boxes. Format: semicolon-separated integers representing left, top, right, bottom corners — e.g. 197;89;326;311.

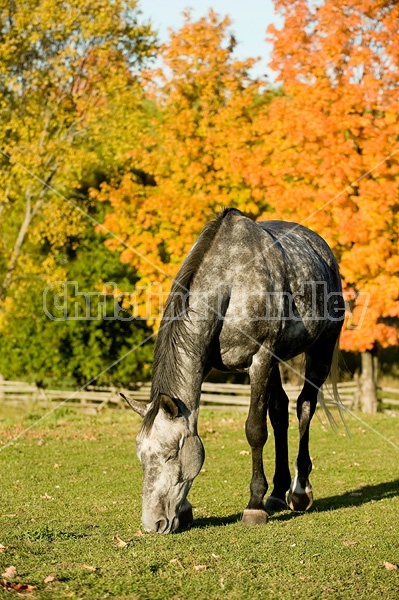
142;208;239;432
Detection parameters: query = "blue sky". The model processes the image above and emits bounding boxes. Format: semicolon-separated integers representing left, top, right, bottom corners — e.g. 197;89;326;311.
138;0;280;79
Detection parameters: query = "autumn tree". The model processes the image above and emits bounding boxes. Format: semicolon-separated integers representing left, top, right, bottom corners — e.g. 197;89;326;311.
0;0;157;383
0;0;156;299
246;0;399;411
96;10;268;322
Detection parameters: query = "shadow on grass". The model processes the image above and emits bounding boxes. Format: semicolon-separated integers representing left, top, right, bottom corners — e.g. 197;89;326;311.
313;477;399;511
189;478;399;529
272;477;399;522
191;513;243;529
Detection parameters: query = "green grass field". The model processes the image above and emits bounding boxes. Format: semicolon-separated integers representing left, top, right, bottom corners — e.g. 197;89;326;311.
0;406;398;599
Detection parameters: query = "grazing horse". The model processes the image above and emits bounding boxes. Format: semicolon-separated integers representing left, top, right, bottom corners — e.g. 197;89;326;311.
123;208;344;533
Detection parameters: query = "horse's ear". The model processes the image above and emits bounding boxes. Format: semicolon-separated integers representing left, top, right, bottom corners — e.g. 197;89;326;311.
159;393;179;419
120;393;148;418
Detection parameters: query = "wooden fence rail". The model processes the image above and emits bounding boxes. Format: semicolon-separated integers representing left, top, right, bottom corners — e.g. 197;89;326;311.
1;378;398;414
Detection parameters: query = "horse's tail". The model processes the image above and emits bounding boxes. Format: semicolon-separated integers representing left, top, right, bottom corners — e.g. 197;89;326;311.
317;339;348;431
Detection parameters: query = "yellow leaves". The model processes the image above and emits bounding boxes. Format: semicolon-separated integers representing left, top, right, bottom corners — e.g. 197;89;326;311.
96;10;266;330
0;0;156;313
33;203;85;250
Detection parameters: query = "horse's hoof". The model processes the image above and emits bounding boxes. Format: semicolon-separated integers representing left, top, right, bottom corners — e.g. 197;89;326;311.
241;509;268;526
286;489;313;512
265;496;290;513
178;505;194;529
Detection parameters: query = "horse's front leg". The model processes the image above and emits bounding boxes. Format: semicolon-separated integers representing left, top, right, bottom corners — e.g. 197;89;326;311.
241;363;272;526
265;365;291;513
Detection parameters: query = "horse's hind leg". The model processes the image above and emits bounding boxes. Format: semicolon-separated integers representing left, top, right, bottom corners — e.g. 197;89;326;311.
265;365;291;513
287;339;336;512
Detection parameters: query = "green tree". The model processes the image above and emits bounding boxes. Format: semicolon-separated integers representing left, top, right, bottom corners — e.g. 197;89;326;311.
0;215;154;387
0;0;157;385
0;0;156;301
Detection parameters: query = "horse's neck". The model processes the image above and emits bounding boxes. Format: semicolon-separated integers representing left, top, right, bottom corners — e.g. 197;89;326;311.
152;290;221;416
177;350;204;414
177;293;222;404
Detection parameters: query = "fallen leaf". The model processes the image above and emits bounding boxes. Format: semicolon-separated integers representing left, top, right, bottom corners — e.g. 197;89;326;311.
349;492;362;497
37;440;44;446
113;535;127;548
239;450;249;455
2;566;16;579
343;541;357;546
193;565;207;571
134;530;144;537
0;581;35;592
15;583;35;592
384;561;398;570
41;493;54;500
0;544;6;553
82;565;96;571
54;463;60;469
44;575;55;583
170;558;184;569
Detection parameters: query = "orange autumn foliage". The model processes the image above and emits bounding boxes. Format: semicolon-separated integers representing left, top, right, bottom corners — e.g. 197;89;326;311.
98;4;398;352
95;10;267;321
244;0;399;352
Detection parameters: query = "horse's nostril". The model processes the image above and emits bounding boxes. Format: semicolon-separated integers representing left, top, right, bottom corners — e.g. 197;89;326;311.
171;516;179;532
155;518;168;533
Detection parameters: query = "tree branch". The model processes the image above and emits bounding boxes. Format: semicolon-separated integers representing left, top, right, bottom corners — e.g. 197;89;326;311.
0;165;58;301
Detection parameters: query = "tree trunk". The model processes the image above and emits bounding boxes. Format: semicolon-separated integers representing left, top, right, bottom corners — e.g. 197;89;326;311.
0;165;57;301
360;350;379;413
0;187;33;301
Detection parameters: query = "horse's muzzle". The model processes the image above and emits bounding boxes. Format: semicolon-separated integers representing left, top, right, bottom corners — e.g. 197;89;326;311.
143;515;179;534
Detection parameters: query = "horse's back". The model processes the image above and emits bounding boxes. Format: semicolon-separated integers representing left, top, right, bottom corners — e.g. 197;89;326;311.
199;213;344;369
214;214;341;292
257;220;338;272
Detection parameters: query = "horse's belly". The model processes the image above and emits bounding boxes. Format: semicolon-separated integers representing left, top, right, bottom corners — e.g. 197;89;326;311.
215;318;326;370
216;320;273;370
274;321;319;361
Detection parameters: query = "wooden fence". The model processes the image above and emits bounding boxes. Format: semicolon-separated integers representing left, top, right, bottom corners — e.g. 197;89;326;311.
1;377;398;414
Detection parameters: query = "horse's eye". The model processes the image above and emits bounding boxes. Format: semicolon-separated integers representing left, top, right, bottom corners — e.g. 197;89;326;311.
165;437;184;462
166;451;178;462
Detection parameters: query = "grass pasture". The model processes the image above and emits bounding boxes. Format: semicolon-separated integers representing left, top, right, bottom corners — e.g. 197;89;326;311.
0;407;398;599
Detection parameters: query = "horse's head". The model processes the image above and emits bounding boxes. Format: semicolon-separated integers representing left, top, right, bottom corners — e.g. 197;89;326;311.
122;393;204;533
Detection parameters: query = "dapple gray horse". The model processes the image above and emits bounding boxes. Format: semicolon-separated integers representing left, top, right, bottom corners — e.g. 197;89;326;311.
123;208;344;533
